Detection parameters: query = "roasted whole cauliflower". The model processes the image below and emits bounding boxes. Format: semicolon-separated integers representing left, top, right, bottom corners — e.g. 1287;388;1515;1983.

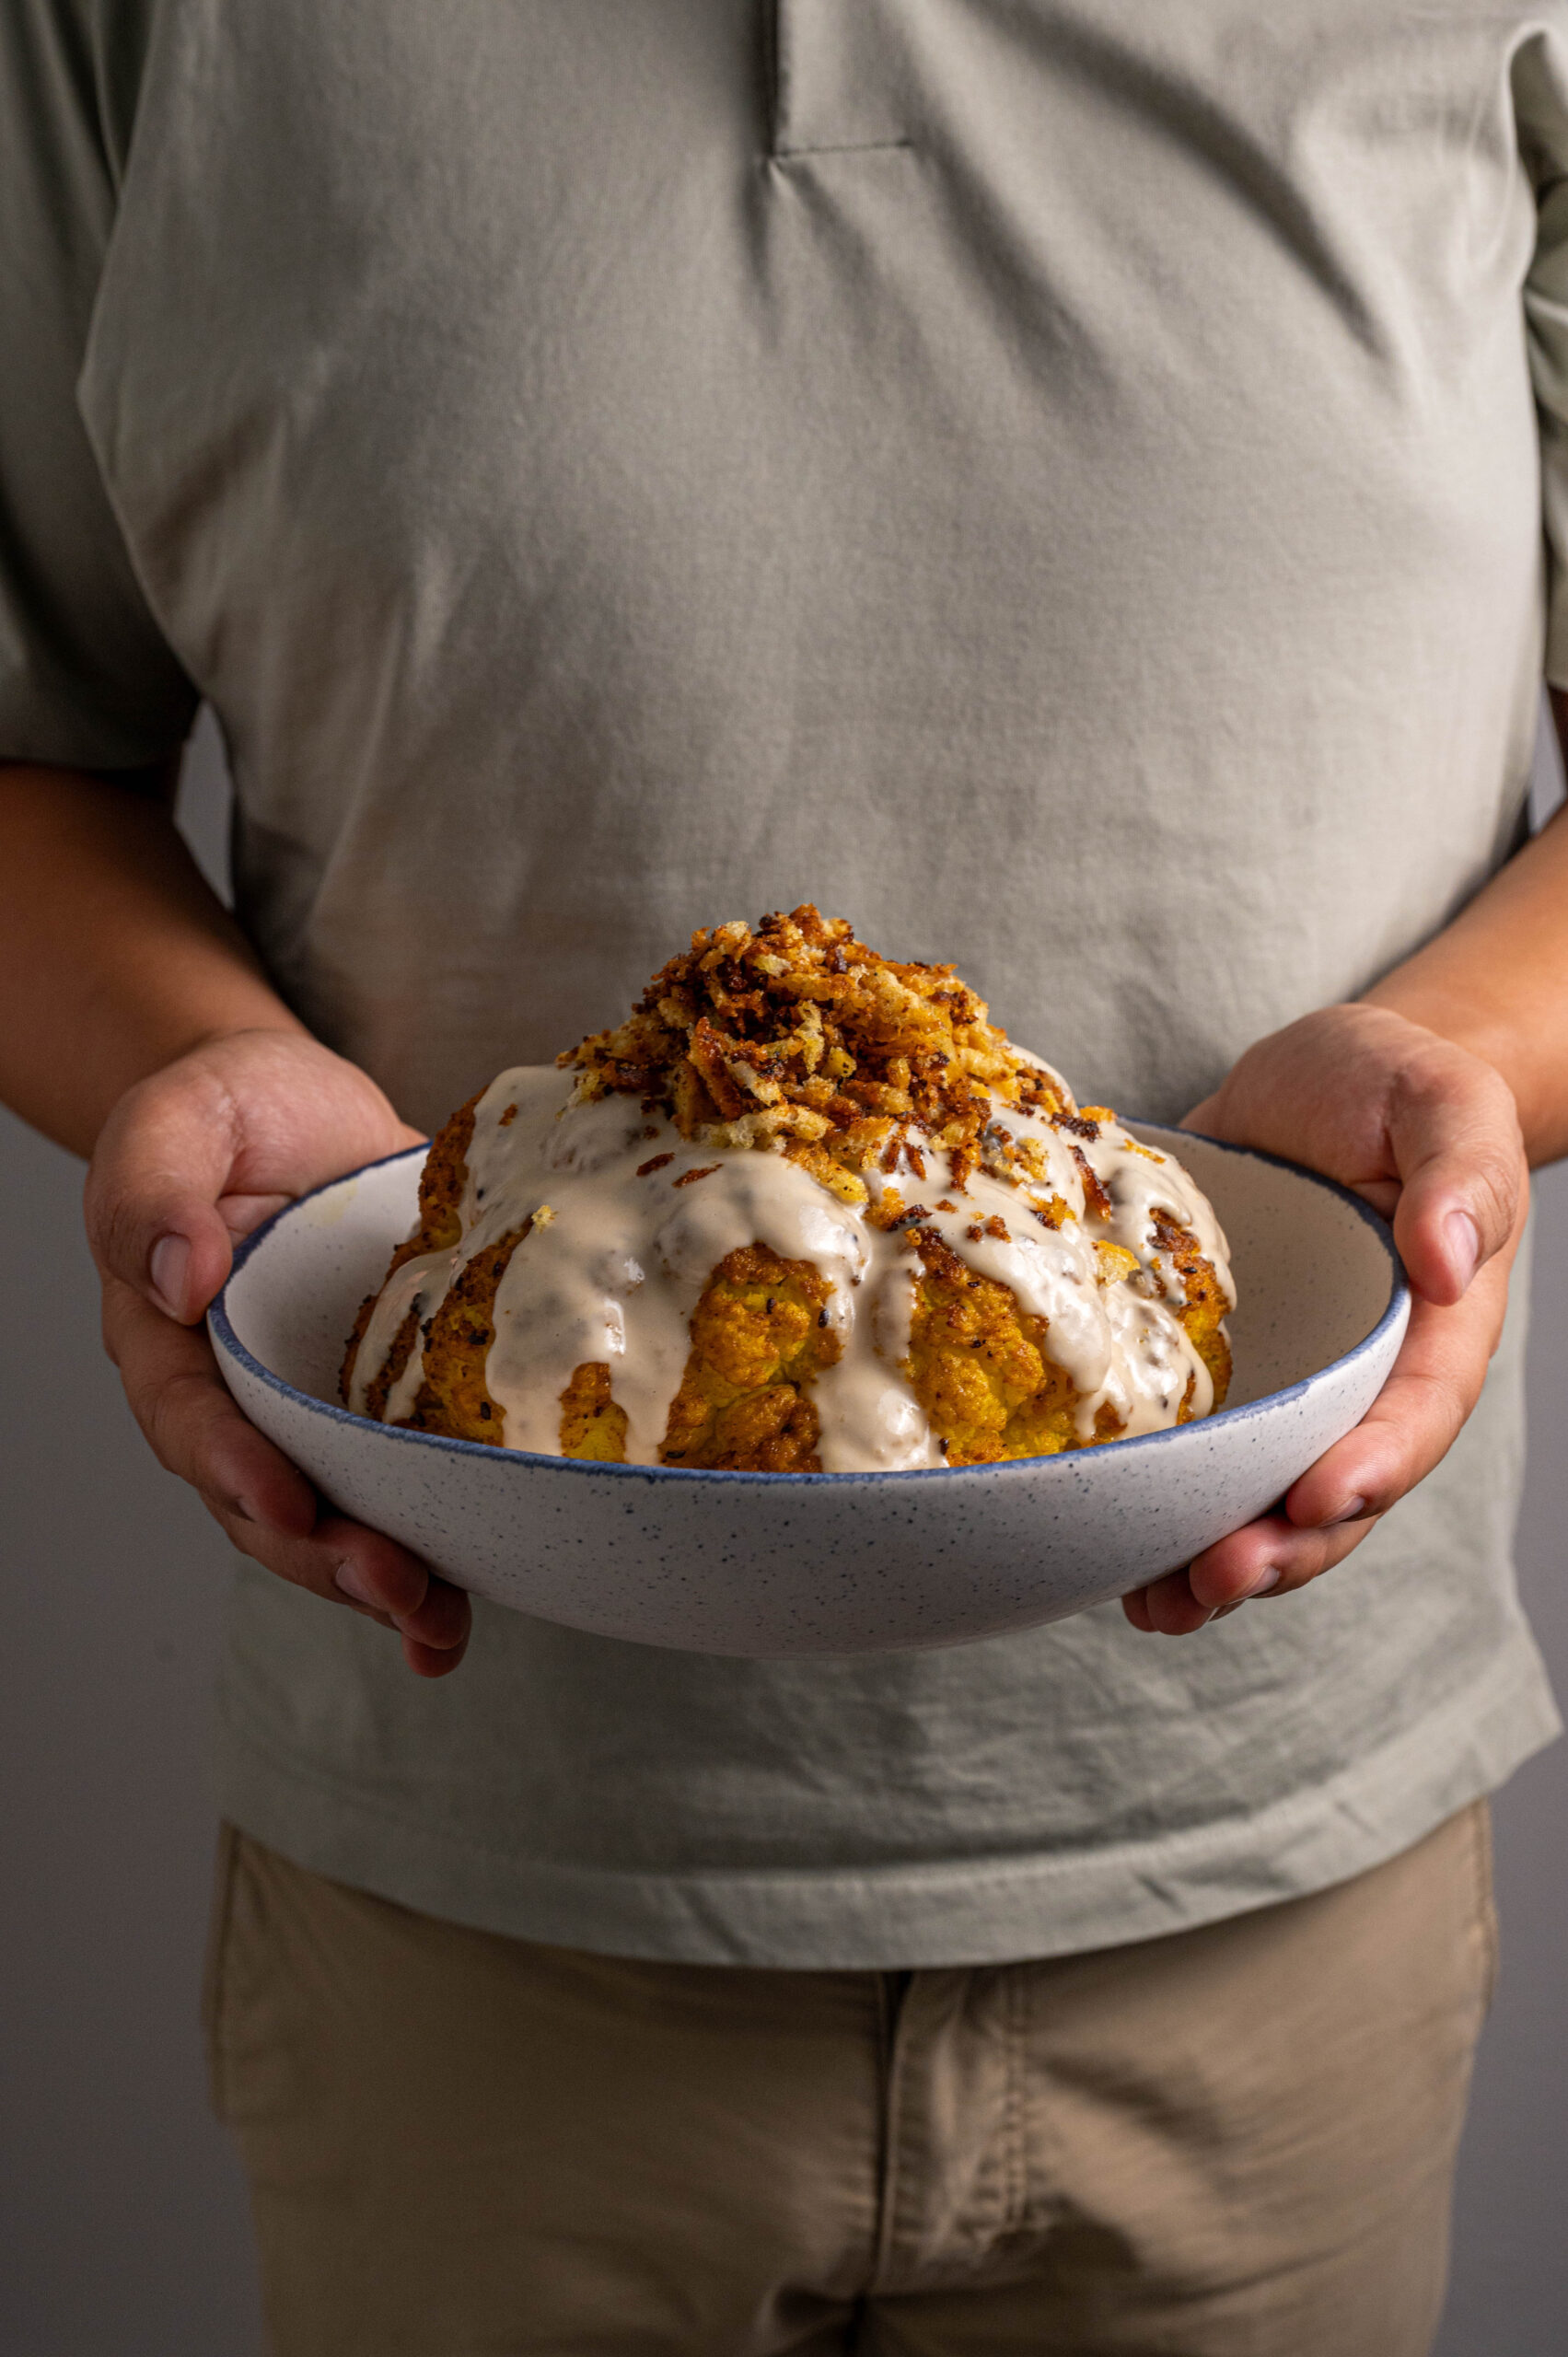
343;907;1233;1471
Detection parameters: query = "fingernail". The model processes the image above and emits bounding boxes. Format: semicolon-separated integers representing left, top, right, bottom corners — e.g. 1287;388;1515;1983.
334;1561;377;1608
1327;1494;1368;1526
1446;1209;1481;1291
150;1233;191;1318
1244;1566;1282;1597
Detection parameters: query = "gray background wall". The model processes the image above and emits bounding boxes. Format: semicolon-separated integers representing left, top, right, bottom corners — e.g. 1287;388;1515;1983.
1;714;1564;2354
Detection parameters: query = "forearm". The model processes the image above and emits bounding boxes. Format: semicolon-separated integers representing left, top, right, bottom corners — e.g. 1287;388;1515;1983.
0;760;305;1157
1364;712;1568;1166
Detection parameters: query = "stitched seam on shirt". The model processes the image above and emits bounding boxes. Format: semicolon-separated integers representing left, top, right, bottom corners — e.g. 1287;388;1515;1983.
770;137;914;160
762;0;783;155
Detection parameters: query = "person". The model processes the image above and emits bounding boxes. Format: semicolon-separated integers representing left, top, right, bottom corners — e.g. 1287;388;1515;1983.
3;4;1566;2350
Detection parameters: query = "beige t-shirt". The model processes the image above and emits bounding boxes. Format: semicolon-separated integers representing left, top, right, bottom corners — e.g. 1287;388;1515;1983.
3;0;1562;1963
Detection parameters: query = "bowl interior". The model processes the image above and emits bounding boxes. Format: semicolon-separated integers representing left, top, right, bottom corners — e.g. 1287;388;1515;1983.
220;1126;1399;1445
230;1152;426;1411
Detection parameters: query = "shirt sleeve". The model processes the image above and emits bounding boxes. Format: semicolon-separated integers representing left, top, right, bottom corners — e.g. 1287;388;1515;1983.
0;1;197;768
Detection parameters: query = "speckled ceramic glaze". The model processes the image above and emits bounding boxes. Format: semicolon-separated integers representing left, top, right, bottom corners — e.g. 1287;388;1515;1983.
209;1126;1408;1655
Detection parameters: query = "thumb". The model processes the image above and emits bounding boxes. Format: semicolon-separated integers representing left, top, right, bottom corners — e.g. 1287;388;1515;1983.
85;1061;246;1325
1384;1039;1525;1307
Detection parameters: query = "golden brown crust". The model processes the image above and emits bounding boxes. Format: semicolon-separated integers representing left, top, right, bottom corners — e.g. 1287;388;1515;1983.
1154;1211;1233;1411
360;1300;424;1424
341;1233;425;1405
901;1226;1078;1466
406;1218;533;1443
900;1212;1228;1461
415;1092;480;1253
340;1092;482;1408
658;1244;842;1471
562;904;1072;1190
559;1363;630;1462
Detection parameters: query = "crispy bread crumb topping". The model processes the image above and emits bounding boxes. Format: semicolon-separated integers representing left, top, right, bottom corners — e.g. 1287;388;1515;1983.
561;904;1074;1201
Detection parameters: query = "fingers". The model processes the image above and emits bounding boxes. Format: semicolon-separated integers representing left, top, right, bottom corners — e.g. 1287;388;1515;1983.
1122;1243;1514;1633
86;1059;244;1321
400;1628;472;1678
1122;1510;1378;1635
1383;1037;1525;1306
216;1505;471;1678
105;1273;318;1529
104;1276;470;1675
1145;1004;1528;1640
1127;1513;1380;1634
278;1515;470;1664
87;1031;452;1669
1121;1585;1156;1634
1185;1004;1526;1311
217;1190;293;1241
85;1028;423;1327
1281;1285;1496;1534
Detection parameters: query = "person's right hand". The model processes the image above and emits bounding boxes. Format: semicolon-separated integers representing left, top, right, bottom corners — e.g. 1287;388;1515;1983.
85;1028;472;1676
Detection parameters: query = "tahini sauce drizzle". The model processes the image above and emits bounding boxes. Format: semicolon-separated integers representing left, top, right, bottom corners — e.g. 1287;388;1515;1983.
348;1062;1233;1468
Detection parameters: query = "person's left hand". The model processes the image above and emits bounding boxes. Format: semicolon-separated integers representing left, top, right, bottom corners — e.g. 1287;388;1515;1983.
1122;1004;1527;1635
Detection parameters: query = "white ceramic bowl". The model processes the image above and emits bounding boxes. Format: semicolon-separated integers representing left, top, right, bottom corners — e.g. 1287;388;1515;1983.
209;1125;1408;1656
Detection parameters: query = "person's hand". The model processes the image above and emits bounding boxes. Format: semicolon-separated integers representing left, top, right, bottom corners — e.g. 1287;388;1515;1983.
1122;1004;1527;1636
85;1028;471;1675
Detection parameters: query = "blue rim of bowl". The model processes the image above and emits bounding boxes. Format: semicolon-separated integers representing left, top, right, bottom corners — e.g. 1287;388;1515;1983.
208;1125;1410;1487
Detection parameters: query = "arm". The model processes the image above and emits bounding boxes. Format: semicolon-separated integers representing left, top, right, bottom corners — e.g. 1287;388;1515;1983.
1361;697;1568;1163
0;760;470;1675
1123;740;1568;1635
0;758;299;1148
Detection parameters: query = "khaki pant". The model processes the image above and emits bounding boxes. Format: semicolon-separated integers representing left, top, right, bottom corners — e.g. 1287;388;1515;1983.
205;1805;1496;2356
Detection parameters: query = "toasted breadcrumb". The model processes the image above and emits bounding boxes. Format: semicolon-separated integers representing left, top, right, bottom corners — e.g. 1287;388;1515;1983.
561;904;1071;1193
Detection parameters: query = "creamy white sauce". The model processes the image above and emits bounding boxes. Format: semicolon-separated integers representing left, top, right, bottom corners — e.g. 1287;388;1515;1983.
348;1061;1233;1467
